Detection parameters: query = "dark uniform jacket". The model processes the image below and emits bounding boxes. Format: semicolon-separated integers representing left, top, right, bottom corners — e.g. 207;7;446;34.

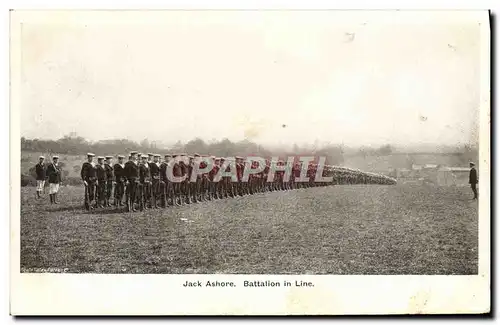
236;163;244;181
199;161;208;178
114;163;125;182
187;164;194;181
46;163;61;184
139;163;151;183
124;161;139;180
209;165;220;181
180;162;188;177
96;164;107;182
159;162;169;182
104;164;114;182
81;162;97;181
149;162;160;180
469;167;478;184
35;163;46;181
173;162;182;178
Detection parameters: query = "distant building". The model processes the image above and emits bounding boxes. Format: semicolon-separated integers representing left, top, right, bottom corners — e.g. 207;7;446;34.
411;164;423;170
437;166;470;186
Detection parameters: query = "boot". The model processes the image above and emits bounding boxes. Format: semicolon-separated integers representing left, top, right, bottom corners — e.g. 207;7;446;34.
53;193;58;204
36;191;41;199
49;194;54;204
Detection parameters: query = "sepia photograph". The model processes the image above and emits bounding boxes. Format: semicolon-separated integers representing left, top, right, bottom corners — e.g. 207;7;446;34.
10;9;490;315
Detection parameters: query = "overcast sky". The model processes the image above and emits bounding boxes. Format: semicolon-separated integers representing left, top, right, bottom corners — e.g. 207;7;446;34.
19;11;483;148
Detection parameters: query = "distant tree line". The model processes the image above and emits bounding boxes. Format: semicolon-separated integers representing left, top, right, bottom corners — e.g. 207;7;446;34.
21;134;346;165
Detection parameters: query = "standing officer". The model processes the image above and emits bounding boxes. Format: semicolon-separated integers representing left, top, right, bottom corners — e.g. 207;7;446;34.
95;156;107;208
46;156;62;204
124;151;139;212
104;156;114;207
113;155;126;206
469;162;478;200
81;153;97;210
35;156;46;199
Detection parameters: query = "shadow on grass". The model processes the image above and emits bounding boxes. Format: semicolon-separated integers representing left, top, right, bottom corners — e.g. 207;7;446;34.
81;206;179;216
47;205;83;212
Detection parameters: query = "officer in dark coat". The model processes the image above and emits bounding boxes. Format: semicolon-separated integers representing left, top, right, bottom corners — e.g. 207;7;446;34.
46;156;62;204
104;156;114;207
95;156;107;208
81;153;97;210
469;162;478;200
113;155;126;206
35;156;46;199
124;151;139;212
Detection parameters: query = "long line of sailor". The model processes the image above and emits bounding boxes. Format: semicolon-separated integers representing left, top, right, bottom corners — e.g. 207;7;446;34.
80;151;397;211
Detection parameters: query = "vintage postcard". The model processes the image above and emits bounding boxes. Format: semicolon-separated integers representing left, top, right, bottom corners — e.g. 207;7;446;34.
10;10;490;315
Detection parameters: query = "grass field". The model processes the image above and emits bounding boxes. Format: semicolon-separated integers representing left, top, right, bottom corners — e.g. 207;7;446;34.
20;184;478;274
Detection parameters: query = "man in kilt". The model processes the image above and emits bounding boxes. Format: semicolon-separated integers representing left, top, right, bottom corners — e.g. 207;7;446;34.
35;156;46;199
46;156;62;204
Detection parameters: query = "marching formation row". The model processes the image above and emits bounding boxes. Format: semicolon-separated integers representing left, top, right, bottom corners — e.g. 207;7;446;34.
34;152;397;211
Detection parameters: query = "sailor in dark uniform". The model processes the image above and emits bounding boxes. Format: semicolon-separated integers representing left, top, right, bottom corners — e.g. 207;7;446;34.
171;154;182;206
149;154;161;208
124;151;139;212
95;156;107;208
179;153;189;205
104;156;114;207
159;154;172;207
139;155;152;210
113;155;126;206
81;153;97;210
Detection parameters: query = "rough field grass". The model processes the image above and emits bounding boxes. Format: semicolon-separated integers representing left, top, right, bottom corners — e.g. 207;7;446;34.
20;185;478;274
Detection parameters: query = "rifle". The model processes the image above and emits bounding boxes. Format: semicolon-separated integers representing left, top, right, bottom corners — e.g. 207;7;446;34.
125;180;130;213
150;179;154;208
84;181;92;211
